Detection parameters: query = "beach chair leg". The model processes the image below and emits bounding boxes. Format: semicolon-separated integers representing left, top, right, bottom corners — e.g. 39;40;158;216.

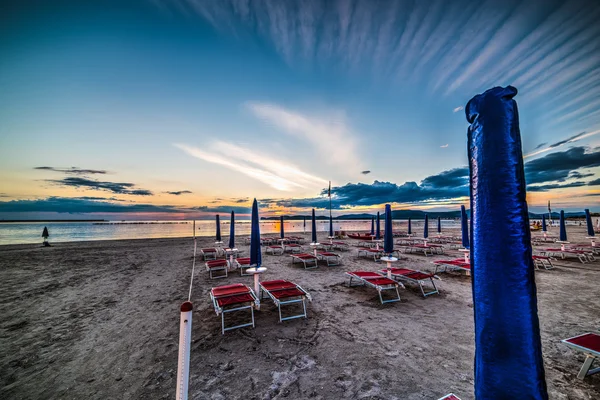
577;355;599;379
278;304;283;323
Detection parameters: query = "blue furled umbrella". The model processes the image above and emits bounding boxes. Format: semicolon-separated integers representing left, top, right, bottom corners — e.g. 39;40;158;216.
250;199;262;267
423;214;429;239
437;216;441;233
370;217;375;236
461;205;469;249
329;213;334;237
408;217;412;235
304;217;306;234
541;214;546;232
280;215;285;239
228;211;235;249
559;210;567;241
384;205;393;254
375;212;381;240
215;214;222;242
585;209;594;237
311;208;317;244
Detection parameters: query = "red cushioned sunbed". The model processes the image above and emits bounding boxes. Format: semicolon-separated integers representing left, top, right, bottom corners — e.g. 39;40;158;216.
233;257;253;276
210;283;258;335
200;247;218;260
259;280;312;322
283;243;304;253
317;251;342;266
291;253;318;269
562;332;600;379
438;394;461;400
205;259;229;279
265;245;284;255
357;247;384;261
432;259;471;275
380;267;439;297
541;248;591;263
346;271;401;304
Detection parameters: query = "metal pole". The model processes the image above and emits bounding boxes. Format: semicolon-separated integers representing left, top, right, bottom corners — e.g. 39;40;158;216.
176;301;193;400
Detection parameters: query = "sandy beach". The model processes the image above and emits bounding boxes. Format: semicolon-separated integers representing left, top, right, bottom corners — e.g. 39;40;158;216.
1;226;599;400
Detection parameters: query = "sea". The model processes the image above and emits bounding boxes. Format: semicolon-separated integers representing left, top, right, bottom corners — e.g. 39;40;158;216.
0;219;465;246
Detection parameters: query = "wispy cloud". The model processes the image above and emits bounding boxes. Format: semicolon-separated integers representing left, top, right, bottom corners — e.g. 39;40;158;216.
453;106;463;113
524;129;600;158
246;102;361;171
164;190;192;195
46;177;153;196
440;144;449;148
174;142;327;191
361;170;371;175
35;166;107;175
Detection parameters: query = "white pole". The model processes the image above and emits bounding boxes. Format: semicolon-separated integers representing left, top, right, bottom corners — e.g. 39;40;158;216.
192;220;195;239
253;272;260;296
176;301;193;400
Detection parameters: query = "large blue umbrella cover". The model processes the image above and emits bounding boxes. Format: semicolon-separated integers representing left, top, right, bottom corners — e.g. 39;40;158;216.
384;205;393;254
228;211;235;249
376;212;381;240
280;215;285;239
423;215;429;239
585;209;594;237
215;215;222;242
559;210;567;242
541;214;546;232
461;205;469;249
408;217;412;235
250;199;262;267
311;208;317;244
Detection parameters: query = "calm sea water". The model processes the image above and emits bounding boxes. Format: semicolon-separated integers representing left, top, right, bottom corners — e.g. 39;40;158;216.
0;219;463;245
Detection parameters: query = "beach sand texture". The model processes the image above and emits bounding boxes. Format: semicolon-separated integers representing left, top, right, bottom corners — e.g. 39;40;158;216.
1;226;599;399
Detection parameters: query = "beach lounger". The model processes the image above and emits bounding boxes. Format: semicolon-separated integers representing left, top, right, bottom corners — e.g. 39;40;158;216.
357;247;384;261
346;271;401;304
265;245;284;255
438;394;461;400
532;255;555;270
199;247;218;260
380;268;439;297
205;259;229;279
562;332;600;379
331;241;350;251
259;280;312;322
290;253;318;269
210;283;258;335
233;257;253;276
541;248;590;263
317;251;342;266
283;243;304;253
432;259;471;275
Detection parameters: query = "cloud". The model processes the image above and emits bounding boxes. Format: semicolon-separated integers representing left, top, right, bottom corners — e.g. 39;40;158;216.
0;197;177;214
525;130;600;158
174;142;327;191
246;102;361;171
524;146;600;184
46;177;153;196
361;170;371;175
440;144;449;148
534;142;547;150
35;166;107;175
453;107;464;113
527;181;588;192
164;190;192;195
588;178;600;186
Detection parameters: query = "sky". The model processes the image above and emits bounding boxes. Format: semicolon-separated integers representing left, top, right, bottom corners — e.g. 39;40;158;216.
1;0;599;220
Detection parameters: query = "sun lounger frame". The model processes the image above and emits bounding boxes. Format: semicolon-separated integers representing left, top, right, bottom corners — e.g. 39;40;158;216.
562;332;600;379
532;255;555;270
265;245;284;255
346;272;401;304
317;251;342;266
259;280;312;322
381;268;439;297
291;253;318;269
210;284;259;335
283;243;304;254
234;257;253;276
205;259;229;279
200;248;218;260
357;247;384;261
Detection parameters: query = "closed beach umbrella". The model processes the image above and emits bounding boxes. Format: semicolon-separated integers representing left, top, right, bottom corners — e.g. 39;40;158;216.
370;217;375;236
215;215;222;242
42;226;49;239
559;210;567;241
249;199;261;268
424;214;429;239
375;212;381;240
303;217;306;234
585;209;594;237
311;208;317;244
228;211;235;249
329;213;334;237
437;216;441;233
280;215;285;239
408;217;412;235
461;205;469;249
384;205;393;254
541;214;546;232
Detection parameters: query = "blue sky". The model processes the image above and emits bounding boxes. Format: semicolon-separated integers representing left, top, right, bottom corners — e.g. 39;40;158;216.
1;0;599;219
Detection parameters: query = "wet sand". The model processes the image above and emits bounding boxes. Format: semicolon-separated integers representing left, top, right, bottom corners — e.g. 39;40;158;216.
1;226;599;399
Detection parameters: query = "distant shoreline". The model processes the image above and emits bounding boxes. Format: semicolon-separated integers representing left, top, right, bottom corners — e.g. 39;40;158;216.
0;220;107;223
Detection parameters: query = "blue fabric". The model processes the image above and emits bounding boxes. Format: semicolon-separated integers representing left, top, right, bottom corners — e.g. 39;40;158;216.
408;218;412;235
329;214;334;237
370;217;375;236
437;216;441;233
423;215;429;239
542;214;546;232
215;215;221;242
461;205;470;249
250;199;261;267
311;208;317;244
228;211;235;249
585;209;595;237
466;85;547;399
384;205;393;254
280;215;285;239
559;210;567;241
376;212;381;240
